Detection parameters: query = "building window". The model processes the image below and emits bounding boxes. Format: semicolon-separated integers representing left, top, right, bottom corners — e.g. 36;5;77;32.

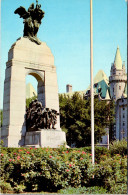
123;113;125;118
98;88;101;93
119;86;121;90
123;107;125;110
123;122;125;126
113;88;114;92
94;83;98;88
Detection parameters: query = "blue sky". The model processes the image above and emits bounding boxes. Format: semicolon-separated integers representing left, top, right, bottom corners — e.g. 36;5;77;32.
0;0;127;109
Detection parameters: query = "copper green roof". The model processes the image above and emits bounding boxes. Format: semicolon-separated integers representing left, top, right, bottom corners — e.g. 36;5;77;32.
60;70;109;98
114;46;122;70
94;70;109;84
86;70;109;91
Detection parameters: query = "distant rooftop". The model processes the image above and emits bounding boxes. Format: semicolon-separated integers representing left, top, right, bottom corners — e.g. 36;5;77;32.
86;70;109;91
60;70;109;99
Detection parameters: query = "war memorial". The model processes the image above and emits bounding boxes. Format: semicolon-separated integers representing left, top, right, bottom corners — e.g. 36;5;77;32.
1;1;66;148
0;1;127;194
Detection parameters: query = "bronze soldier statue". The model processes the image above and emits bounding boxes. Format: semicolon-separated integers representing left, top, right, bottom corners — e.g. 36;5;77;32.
26;99;59;132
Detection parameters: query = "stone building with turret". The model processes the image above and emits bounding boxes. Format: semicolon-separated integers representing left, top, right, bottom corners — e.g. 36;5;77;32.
109;46;127;141
61;46;127;143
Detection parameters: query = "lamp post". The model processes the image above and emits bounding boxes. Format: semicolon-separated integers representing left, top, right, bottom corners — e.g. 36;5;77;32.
90;0;94;165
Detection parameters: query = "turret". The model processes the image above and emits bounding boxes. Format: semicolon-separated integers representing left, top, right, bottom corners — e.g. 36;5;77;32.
109;46;127;101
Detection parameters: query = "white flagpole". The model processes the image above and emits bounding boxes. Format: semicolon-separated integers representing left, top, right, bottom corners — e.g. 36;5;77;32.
90;0;94;165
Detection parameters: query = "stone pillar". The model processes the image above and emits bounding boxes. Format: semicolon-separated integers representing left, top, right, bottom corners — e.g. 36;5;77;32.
44;70;61;129
1;37;63;147
2;61;26;147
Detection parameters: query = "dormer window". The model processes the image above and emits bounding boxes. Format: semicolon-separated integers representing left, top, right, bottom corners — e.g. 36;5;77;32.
98;88;101;93
94;83;98;88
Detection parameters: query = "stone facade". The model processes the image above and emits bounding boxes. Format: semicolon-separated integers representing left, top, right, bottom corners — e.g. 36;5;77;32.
109;46;127;141
115;97;127;140
2;37;66;147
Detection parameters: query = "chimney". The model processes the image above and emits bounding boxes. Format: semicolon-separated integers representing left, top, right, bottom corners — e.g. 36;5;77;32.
66;84;72;93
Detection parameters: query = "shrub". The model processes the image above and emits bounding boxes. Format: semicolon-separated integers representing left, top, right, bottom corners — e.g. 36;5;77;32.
0;147;93;192
109;139;127;156
94;154;127;191
94;146;110;163
0;181;13;193
13;184;26;193
66;146;109;163
109;183;127;194
0;147;127;193
59;186;107;194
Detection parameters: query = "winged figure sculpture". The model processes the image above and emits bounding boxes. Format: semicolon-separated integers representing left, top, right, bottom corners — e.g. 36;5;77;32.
14;3;45;44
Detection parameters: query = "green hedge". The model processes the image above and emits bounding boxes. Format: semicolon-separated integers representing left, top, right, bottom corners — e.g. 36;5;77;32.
0;146;127;194
109;139;127;156
59;184;127;194
58;186;108;194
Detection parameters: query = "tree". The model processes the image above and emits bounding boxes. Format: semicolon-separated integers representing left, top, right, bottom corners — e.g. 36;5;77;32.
26;95;37;108
59;93;115;147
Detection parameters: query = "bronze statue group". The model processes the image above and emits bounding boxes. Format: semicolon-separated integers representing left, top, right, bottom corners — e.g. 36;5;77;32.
26;99;59;132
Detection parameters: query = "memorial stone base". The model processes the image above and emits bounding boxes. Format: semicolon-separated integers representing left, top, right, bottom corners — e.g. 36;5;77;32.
25;129;66;148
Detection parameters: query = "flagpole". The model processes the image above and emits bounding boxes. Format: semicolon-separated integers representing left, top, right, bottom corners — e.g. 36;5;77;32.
126;1;128;193
90;0;94;165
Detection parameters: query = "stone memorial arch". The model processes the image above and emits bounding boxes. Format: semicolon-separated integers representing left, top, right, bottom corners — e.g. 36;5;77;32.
1;1;66;147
